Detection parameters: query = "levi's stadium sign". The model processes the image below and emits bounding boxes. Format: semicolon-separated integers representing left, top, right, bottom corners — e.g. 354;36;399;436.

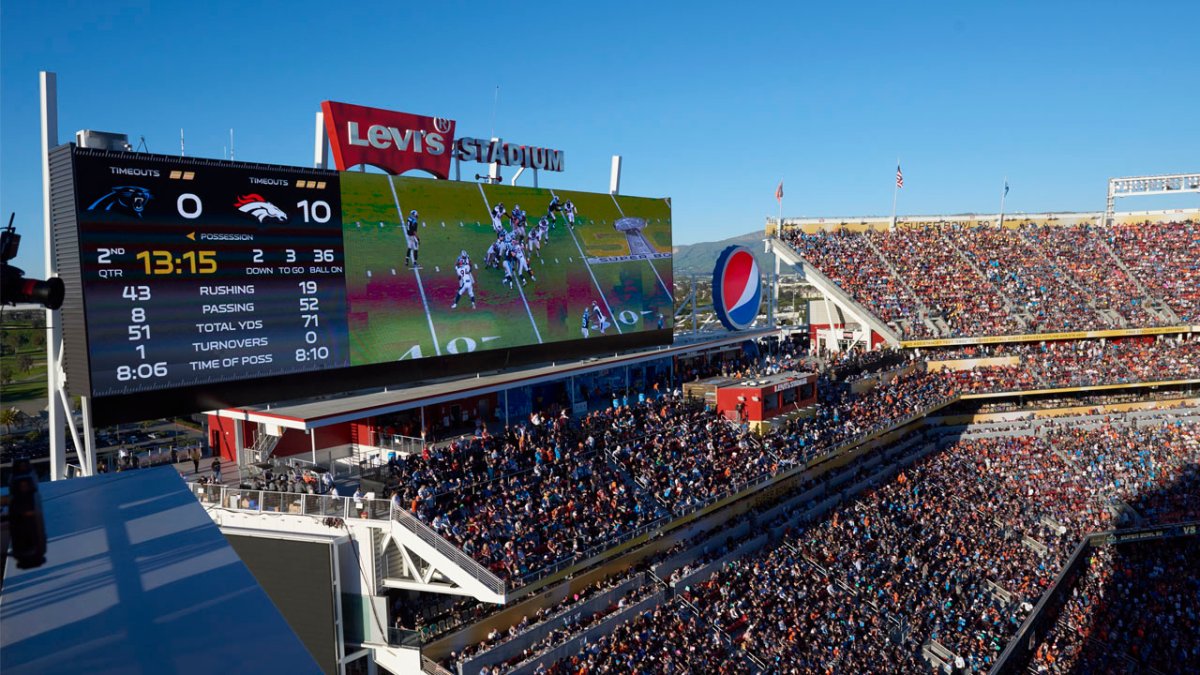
321;100;564;177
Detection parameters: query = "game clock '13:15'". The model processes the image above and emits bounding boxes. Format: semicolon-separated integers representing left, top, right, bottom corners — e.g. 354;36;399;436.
136;250;218;275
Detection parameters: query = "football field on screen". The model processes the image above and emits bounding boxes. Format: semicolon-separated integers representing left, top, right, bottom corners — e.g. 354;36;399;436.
484;184;674;336
340;174;672;366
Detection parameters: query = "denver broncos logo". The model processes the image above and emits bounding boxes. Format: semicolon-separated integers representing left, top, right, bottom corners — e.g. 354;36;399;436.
87;186;152;217
234;194;287;223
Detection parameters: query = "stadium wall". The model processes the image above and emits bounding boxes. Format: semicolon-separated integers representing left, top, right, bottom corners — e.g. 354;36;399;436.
929;395;1200;427
926;356;1021;372
767;207;1200;236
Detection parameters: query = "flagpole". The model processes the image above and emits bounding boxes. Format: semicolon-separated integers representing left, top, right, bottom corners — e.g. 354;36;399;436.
775;179;784;236
890;159;899;231
999;176;1007;229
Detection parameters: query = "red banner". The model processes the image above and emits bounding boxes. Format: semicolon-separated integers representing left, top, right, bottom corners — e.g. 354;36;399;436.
321;101;456;178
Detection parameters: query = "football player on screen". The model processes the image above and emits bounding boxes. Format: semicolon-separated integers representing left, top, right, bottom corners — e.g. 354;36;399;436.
513;242;535;285
484;235;503;270
451;252;476;310
581;306;591;339
500;236;517;289
591;301;611;334
529;216;549;259
563;200;577;228
511;214;527;245
490;202;507;234
546;194;561;220
404;209;421;268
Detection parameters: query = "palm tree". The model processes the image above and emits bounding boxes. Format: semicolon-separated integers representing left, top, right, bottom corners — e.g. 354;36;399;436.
0;407;19;437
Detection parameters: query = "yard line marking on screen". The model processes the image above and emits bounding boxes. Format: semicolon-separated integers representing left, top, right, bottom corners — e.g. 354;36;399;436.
608;193;626;217
389;175;440;356
550;189;623;335
612;193;672;299
477;183;543;344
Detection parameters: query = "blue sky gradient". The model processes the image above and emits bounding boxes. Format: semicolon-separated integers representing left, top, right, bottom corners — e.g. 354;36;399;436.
3;1;1198;275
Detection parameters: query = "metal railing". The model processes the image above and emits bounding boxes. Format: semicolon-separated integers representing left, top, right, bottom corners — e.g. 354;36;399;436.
189;481;507;596
189;482;392;520
389;505;507;596
386;627;423;649
421;656;455;675
376;433;425;457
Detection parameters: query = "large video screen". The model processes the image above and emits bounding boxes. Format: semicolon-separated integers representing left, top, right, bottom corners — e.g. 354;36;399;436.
55;148;672;417
340;173;674;364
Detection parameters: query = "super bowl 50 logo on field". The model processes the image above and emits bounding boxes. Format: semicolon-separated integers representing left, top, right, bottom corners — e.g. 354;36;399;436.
712;245;761;331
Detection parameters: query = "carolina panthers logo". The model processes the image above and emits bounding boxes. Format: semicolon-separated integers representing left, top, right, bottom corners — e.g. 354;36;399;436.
234;194;288;223
88;186;152;217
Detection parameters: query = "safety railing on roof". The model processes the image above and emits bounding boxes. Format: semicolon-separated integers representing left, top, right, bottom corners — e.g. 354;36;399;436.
189;482;392;519
187;481;507;597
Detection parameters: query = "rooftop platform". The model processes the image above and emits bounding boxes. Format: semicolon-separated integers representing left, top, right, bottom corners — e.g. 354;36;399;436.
214;329;777;431
0;467;320;675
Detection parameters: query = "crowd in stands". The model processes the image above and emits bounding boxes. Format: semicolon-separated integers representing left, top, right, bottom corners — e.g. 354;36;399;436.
782;227;923;329
1025;225;1157;325
780;220;1199;337
185;330;1199;595
925;334;1200;389
818;345;914;382
869;226;1022;337
1110;219;1200;323
532;413;1200;667
605;399;778;514
351;333;1200;586
521;413;1199;674
958;225;1109;332
530;603;754;675
383;412;667;582
1026;537;1200;673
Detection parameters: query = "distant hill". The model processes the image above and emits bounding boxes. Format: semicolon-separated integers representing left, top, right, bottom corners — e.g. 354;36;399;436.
671;230;769;276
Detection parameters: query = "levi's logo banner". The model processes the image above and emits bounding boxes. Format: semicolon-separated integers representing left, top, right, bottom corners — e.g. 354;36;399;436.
321;100;456;179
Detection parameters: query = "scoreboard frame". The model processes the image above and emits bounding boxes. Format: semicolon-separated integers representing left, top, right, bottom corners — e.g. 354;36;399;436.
50;145;672;425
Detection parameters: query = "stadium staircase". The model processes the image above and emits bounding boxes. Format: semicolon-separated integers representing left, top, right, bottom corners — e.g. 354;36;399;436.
248;428;280;463
936;229;1033;330
1020;230;1119;328
921;639;963;672
767;237;902;345
1094;235;1183;325
861;232;944;337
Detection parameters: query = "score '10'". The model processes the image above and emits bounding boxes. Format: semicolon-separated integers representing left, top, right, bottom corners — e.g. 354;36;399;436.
174;193;332;223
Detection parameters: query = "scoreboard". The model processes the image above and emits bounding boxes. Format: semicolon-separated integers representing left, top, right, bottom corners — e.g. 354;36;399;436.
51;147;674;424
73;151;349;396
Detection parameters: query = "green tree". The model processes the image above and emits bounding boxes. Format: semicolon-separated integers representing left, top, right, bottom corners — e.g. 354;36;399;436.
0;364;14;386
0;407;18;436
15;353;33;373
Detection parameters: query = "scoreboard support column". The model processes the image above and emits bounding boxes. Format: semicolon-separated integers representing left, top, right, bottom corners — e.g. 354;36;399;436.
41;70;69;480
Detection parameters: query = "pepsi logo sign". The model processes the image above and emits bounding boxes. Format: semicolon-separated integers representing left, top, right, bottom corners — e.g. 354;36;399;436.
712;245;762;331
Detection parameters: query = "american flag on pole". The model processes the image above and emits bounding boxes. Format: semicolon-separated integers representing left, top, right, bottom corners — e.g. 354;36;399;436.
775;180;784;202
896;165;904;189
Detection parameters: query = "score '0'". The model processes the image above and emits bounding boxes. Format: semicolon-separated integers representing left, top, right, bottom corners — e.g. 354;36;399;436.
178;193;202;219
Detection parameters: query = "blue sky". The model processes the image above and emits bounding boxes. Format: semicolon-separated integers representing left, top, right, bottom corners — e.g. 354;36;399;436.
3;1;1198;275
